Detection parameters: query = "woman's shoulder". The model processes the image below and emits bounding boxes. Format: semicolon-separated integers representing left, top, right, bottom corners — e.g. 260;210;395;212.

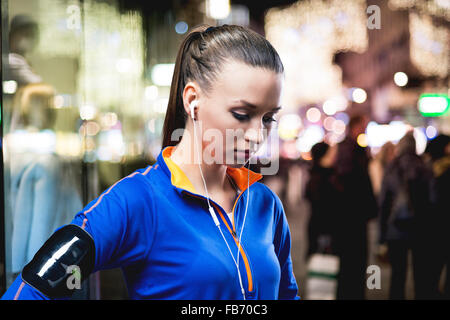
253;180;275;194
100;165;159;205
254;181;284;208
253;182;290;231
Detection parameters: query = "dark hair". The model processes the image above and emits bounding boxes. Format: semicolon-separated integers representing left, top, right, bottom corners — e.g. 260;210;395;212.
425;134;450;160
396;131;416;156
310;142;329;166
9;14;38;37
348;113;367;130
161;24;284;149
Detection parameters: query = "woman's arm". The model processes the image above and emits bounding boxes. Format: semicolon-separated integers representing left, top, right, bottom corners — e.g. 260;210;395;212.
2;171;154;300
1;274;50;300
2;224;94;300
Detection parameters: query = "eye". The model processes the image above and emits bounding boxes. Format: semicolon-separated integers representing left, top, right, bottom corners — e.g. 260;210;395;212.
231;111;250;122
263;116;277;124
262;114;277;125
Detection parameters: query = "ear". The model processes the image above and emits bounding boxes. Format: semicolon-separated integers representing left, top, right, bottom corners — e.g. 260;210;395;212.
182;81;202;121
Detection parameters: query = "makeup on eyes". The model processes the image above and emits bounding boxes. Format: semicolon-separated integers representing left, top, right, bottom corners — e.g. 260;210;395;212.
230;100;281;125
231;110;278;125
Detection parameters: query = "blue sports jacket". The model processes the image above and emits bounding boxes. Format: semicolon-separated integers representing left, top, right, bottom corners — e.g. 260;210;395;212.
2;146;300;300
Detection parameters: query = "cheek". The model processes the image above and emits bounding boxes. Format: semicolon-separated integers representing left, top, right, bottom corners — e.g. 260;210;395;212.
202;112;243;148
201;127;248;164
200;124;228;157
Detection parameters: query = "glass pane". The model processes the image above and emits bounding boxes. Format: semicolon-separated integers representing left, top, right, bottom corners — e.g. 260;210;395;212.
1;0;173;299
2;0;86;295
1;0;203;299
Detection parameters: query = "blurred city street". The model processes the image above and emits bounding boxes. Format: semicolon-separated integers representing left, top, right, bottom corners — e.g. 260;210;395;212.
1;0;449;300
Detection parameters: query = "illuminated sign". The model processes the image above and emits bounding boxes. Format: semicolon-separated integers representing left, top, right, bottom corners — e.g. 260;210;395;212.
418;93;449;117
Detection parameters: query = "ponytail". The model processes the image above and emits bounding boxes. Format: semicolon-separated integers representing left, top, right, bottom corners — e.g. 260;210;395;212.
161;25;209;149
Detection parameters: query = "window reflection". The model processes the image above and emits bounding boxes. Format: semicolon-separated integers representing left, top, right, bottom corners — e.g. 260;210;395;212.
2;0;186;299
6;83;83;278
2;1;88;295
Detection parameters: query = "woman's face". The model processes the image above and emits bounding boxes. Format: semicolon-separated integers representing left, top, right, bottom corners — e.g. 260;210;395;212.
194;59;283;168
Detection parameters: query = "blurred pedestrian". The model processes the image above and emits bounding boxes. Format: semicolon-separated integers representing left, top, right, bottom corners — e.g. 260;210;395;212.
4;15;43;135
305;142;338;257
369;141;396;196
425;134;450;299
6;14;42;85
334;113;378;300
378;132;435;299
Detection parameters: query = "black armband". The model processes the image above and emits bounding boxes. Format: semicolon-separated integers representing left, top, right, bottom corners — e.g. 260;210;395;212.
22;224;95;298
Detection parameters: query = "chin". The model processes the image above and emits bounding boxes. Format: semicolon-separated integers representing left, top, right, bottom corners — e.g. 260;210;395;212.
226;157;252;168
226;162;246;169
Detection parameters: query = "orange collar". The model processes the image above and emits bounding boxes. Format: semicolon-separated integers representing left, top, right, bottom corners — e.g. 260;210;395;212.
162;146;263;194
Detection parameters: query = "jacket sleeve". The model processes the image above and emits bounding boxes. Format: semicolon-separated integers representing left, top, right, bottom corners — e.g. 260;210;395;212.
1;172;154;300
272;193;300;300
69;173;155;272
1;274;51;300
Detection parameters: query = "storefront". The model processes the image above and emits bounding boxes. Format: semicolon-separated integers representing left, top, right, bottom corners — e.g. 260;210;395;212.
0;0;213;299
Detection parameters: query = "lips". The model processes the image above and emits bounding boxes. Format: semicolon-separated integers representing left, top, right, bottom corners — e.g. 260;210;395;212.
235;150;251;158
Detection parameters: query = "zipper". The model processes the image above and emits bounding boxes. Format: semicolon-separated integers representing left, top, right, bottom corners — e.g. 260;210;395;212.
229;187;244;233
226;173;241;232
211;202;254;292
182;190;254;292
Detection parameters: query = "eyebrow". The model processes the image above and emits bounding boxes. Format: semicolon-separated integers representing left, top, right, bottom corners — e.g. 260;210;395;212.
234;99;282;112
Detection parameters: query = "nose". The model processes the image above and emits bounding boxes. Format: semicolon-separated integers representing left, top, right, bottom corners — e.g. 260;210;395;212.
244;120;266;148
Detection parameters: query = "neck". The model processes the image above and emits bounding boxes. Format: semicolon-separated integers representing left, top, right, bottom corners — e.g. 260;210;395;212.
170;126;230;196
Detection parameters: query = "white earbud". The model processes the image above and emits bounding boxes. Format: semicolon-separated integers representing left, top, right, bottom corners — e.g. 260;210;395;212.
189;100;198;120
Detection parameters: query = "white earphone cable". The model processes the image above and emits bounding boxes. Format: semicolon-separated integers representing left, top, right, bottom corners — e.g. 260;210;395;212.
192;109;246;300
236;159;250;280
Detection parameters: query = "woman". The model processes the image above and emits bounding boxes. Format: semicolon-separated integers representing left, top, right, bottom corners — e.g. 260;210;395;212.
378;132;434;299
2;24;299;300
305;142;338;257
424;134;450;298
369;141;395;196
